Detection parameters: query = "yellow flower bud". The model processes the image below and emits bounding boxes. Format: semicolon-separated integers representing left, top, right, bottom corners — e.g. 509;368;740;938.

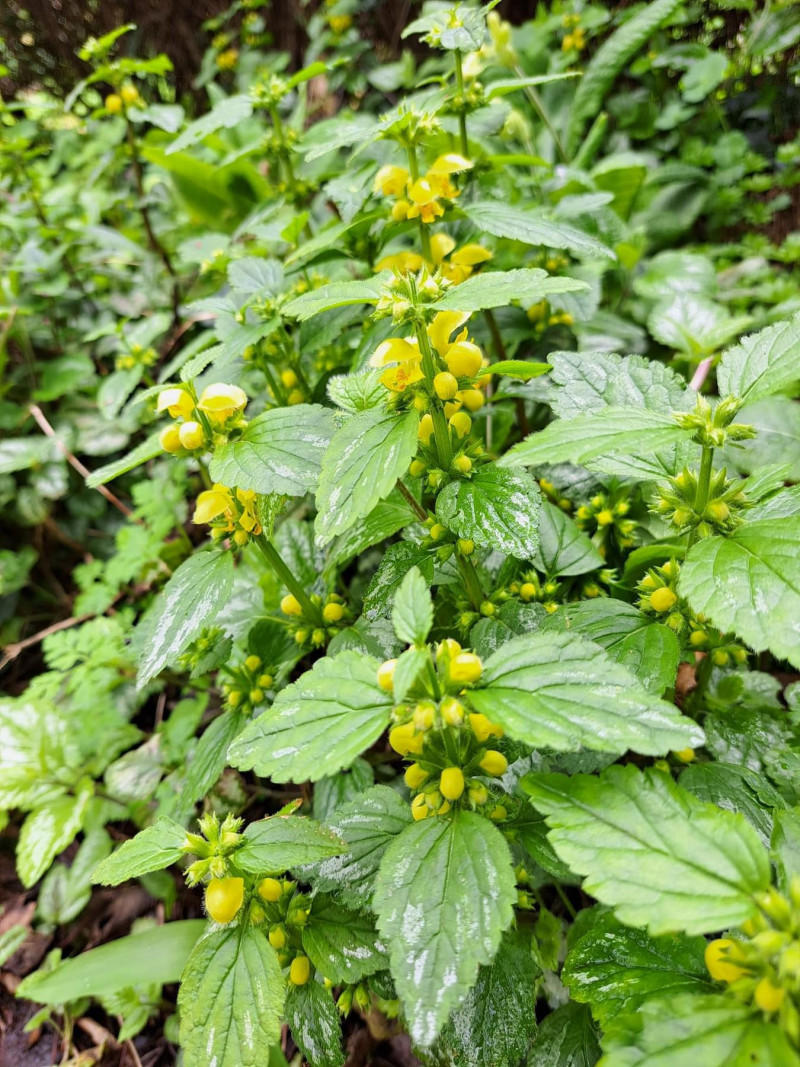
404;763;429;789
268;926;287;950
244;655;262;672
290;956;311;985
281;369;298;388
409;459;426;477
323;602;344;623
457;539;474;556
468;713;502;742
249;688;264;704
448;652;482;686
674;748;695;763
413;702;435;731
157;387;195;420
445;341;483;378
205;877;244;924
755;977;784;1013
160;425;182;453
430;523;447;541
705;938;748;983
449;411;472;438
377;659;397;692
596;508;614;526
490;804;508;821
374;164;410;198
469;784;489;805
649;587;677;613
228;690;243;707
411;793;429;820
418;414;434;444
258;877;283;902
120;83;140;105
105;93;123;114
178;420;205;451
257;674;273;689
434;372;459;400
281;594;303;617
459;388;485;412
197;382;248;422
440;766;465;801
287;389;304;405
479;750;508;776
389;722;424;756
441;696;465;726
453;455;472;474
690;630;708;647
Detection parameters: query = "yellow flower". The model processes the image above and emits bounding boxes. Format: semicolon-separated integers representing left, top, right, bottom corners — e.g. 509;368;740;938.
105;94;123;114
371;337;424;392
426;154;472;199
329;13;352;33
197;383;248;422
381;362;425;392
193;485;234;525
443;242;493;284
374;164;410;198
428;311;470;358
429;233;457;263
216;48;239;70
157;387;194;420
376;250;425;274
406;179;445;224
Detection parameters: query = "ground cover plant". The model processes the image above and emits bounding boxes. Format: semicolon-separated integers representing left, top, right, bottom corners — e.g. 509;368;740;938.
2;0;800;1063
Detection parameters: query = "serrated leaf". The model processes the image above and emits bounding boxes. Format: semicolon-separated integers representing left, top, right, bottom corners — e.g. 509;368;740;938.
678;517;800;668
601;995;800;1067
167;93;253;154
92;817;187;885
524;1001;601;1067
462;202;616;261
500;408;694;480
235;815;346;875
285;980;345;1067
133;550;235;687
717;313;800;404
17;785;92;889
562;912;710;1024
392;566;433;646
546;350;693;420
533;501;604;578
431;268;589;313
772;809;800;893
648;294;749;356
547;600;681;695
283;275;389;321
434;926;541;1067
373;811;516;1047
178;925;285;1067
302;895;387;983
209;405;334;496
565;0;683;155
524;765;770;935
301;785;412;910
469;632;700;755
363;542;436;621
392;646;430;704
182;711;247;810
228;652;393;783
315;408;419;544
436;465;541;559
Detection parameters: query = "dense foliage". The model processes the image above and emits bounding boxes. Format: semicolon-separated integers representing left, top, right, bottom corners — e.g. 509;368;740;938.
2;1;800;1064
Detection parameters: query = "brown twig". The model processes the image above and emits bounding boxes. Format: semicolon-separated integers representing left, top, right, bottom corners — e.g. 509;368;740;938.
396;478;428;522
28;404;140;521
0;613;93;673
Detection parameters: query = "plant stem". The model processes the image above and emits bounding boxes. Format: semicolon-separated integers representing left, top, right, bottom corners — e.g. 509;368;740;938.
457;555;484;610
125;117;180;323
415;319;453;468
454;51;469;157
396;478;428;522
514;63;567;164
687;444;714;551
253;534;321;622
405;143;433;262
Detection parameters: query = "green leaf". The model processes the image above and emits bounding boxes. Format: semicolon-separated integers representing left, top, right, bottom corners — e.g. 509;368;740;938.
648;294;750;357
436;465;541;559
17;920;205;1004
562;912;710;1024
772;809;800;893
133;550;235;687
601;995;800;1067
92;817;187;885
533;501;605;578
85;431;163;488
209;405;334;497
526;1002;600;1067
524;765;770;935
546;350;693;420
283;275;389;321
392;566;433;646
235;815;346;875
680;762;785;848
363;541;436;621
462;202;616;261
565;0;683;155
434;926;541;1067
469;632;700;756
17;785;93;888
490;359;552;380
678;517;800;669
167;93;253;154
546;600;681;695
302;895;388;983
499;408;694;480
431;268;589;313
301;785;412;910
373;811;516;1047
0;698;79;810
285;980;345;1067
727;398;800;481
315;408;419;544
391;646;430;704
717;313;800;404
228;652;393;783
182;711;247;809
178;925;285;1067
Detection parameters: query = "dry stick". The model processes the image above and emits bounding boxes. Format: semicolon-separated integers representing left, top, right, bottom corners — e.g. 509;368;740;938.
28;404;140;521
0;613;94;673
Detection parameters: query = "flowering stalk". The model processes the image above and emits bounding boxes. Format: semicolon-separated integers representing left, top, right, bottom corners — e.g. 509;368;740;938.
253;533;321;623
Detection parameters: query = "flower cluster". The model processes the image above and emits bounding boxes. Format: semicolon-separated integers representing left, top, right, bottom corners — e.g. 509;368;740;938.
116;343;157;372
377;233;492;285
377;641;511;823
254;876;312;984
222;653;274;712
193;484;263;547
279;591;350;649
158;382;248;455
105;83;143;114
575;488;637;552
373;154;472;224
562;14;586;52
